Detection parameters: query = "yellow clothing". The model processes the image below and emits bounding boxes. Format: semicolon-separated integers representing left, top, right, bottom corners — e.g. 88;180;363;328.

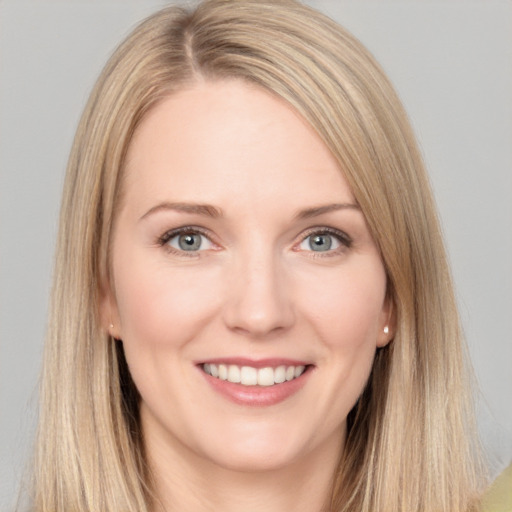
482;463;512;512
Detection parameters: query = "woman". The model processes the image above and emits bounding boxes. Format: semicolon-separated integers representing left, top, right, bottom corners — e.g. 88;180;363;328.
31;1;484;510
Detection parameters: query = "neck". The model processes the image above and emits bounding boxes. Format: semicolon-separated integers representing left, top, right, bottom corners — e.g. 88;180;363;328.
146;427;343;512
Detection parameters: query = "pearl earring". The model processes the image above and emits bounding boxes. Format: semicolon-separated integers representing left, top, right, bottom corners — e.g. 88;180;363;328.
383;326;389;334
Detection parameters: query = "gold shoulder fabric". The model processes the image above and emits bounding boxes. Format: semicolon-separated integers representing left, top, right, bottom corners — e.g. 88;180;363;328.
482;463;512;512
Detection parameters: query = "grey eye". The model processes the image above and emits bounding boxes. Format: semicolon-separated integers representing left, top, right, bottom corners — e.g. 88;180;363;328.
168;232;212;252
299;233;341;252
310;234;334;251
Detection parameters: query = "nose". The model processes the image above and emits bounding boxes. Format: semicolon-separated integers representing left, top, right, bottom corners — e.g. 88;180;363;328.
223;250;295;338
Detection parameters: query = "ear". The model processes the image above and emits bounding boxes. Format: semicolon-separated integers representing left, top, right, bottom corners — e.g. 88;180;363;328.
98;276;122;340
376;294;396;348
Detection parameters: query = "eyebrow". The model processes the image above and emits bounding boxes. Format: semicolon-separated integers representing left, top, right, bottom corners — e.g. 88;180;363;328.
294;203;360;220
139;202;223;221
139;201;360;222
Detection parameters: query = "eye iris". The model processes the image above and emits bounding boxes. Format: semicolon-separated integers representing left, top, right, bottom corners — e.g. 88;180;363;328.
309;234;332;251
178;233;202;251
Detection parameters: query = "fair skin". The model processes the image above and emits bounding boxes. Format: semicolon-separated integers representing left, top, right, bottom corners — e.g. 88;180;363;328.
104;79;392;512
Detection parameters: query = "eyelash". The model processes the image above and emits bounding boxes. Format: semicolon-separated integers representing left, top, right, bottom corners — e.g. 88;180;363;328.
297;227;352;257
157;226;215;257
157;226;352;257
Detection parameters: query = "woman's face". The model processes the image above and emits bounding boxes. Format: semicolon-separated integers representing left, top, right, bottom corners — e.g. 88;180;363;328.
106;80;391;473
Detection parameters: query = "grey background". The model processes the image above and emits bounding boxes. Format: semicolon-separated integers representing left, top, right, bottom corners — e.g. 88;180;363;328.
1;1;511;509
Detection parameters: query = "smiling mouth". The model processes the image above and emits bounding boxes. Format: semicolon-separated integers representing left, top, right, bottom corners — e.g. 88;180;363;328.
202;363;307;387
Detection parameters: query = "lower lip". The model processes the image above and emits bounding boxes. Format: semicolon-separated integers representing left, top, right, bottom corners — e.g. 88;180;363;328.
199;367;312;406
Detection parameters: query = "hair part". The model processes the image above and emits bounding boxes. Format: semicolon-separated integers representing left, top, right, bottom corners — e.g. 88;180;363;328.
33;1;484;511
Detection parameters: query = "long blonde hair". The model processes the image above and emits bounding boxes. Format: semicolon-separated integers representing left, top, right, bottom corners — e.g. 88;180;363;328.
33;1;483;510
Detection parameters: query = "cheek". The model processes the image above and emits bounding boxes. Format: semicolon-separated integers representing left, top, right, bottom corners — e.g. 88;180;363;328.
112;254;222;349
299;263;386;421
298;261;388;349
111;256;226;418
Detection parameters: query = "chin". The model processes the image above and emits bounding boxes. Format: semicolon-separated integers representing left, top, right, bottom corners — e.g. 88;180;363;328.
200;440;305;473
188;418;340;474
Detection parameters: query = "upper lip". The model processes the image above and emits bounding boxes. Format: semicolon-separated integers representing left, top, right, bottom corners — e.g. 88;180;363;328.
197;357;312;369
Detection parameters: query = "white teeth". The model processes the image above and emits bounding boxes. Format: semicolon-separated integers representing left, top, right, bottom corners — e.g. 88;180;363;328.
240;366;258;385
274;365;286;384
257;367;275;387
227;365;241;383
218;364;228;380
203;363;306;386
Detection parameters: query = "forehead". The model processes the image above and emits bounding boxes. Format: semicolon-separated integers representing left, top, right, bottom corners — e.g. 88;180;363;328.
122;79;354;215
